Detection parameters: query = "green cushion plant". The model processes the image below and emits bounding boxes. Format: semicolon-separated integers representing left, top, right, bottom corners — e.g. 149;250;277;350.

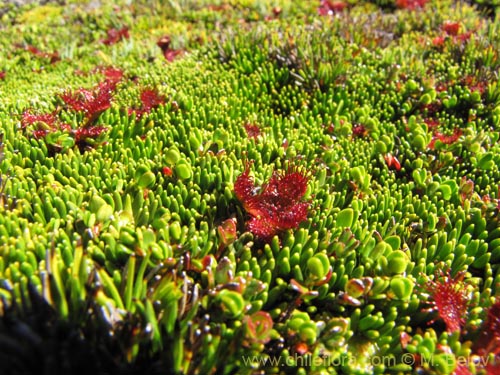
0;0;499;374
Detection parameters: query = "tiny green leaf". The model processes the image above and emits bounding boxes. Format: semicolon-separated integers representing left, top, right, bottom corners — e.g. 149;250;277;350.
336;208;354;228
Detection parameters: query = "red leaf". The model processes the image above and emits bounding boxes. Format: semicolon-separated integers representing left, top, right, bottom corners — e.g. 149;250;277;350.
486;300;500;343
21;110;58;128
384;153;401;171
131;88;165;118
453;364;472;375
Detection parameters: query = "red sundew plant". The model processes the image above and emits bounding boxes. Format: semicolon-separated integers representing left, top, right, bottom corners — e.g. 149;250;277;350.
462;75;488;96
472;300;500;374
442;21;461;36
485;300;500;349
396;0;428;10
74;126;108;144
0;71;5;80
352;124;368;138
485;362;500;375
234;162;311;242
99;66;124;85
432;22;472;49
456;31;472;43
423;270;470;333
140;89;165;114
101;27;129;45
21;108;108;150
129;89;165;118
19;44;60;64
157;36;184;62
60;80;116;126
423;118;440;129
21;111;58;129
244;123;261;139
264;6;282;21
21;110;66;140
428;128;462;150
317;0;347;16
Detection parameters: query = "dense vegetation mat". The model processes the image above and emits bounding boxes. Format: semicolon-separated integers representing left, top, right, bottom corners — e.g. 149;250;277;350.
0;0;500;374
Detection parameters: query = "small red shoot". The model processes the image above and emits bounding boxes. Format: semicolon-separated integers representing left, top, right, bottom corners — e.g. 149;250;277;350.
157;36;183;62
243;311;274;346
162;166;173;177
218;218;238;248
101;27;129;45
384;153;401;171
294;342;310;356
33;129;49;139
